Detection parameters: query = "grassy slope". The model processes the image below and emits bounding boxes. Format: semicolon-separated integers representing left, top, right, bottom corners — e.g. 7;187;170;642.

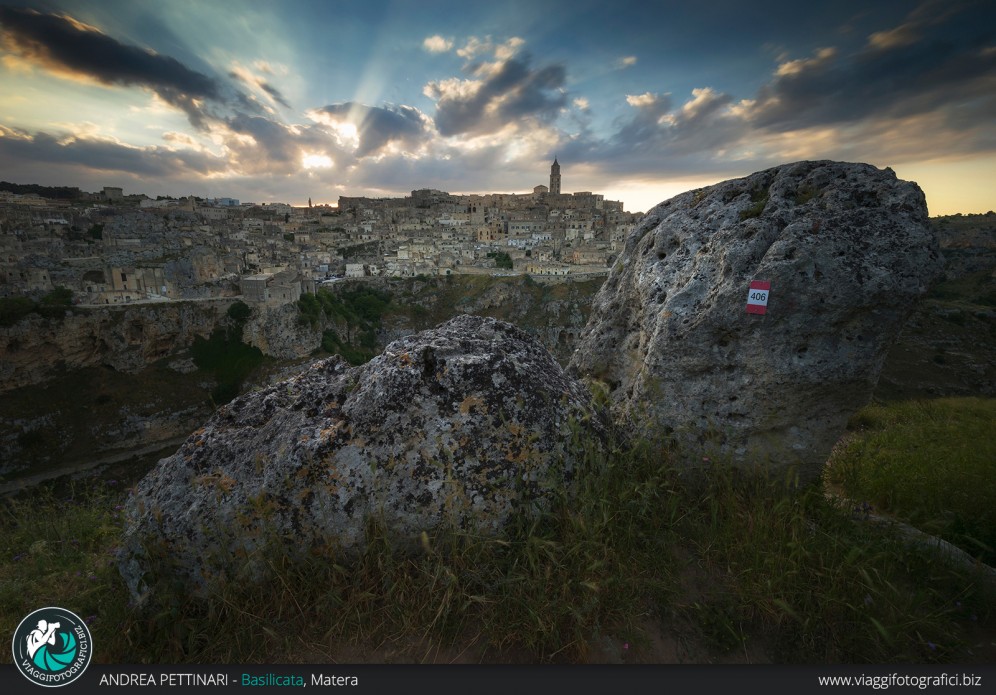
1;438;992;665
826;398;995;566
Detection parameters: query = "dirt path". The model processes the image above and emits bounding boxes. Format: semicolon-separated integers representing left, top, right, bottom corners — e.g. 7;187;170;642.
0;435;189;496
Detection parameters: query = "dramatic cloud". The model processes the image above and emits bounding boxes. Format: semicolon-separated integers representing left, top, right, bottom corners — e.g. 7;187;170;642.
0;7;230;128
307;102;431;156
456;36;490;60
424;48;567;137
681;87;734;122
219;114;344;175
562;0;996;179
867;24;919;50
743;3;996;131
0;1;992;213
229;64;291;110
625;92;661;108
259;82;291;109
612;89;740;156
161;131;199;147
868;0;970;50
773;47;836;77
0;124;226;177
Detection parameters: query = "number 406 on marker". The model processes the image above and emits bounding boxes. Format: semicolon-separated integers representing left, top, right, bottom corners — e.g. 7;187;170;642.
746;280;770;315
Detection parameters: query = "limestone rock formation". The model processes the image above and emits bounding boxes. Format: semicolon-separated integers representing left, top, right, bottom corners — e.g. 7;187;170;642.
569;161;943;482
120;315;606;600
242;302;320;359
0;301;223;393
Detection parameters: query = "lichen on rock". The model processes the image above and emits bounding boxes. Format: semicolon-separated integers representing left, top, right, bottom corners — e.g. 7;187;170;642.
569;160;944;483
119;314;608;601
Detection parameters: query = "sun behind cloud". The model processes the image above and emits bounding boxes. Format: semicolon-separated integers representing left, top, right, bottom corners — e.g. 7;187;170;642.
301;152;333;169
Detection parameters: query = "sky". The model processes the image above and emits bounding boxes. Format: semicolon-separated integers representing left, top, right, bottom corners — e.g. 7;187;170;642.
0;0;993;214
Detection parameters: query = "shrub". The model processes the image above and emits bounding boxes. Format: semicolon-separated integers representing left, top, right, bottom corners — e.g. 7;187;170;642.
226;300;251;325
0;296;36;326
792;184;820;205
40;286;73;306
487;251;513;269
190;328;264;405
296;292;323;328
321;330;368;365
1;288;75;325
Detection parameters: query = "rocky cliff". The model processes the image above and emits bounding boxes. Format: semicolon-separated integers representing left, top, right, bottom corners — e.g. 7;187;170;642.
570;160;944;482
876;213;996;400
366;275;600;366
0;298;266;481
1;276;600;396
0;300;227;393
241;302;320;360
0;276;602;485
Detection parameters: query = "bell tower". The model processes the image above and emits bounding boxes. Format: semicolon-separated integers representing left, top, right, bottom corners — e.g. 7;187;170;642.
549;157;561;195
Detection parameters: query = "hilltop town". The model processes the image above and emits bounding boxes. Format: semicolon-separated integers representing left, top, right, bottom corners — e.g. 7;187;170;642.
0;160;642;307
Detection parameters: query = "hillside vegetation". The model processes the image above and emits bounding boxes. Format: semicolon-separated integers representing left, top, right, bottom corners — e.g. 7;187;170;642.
827;398;995;566
1;427;992;664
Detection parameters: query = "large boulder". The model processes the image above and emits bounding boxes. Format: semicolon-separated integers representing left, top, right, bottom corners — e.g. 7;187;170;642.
120;315;606;600
569;161;943;482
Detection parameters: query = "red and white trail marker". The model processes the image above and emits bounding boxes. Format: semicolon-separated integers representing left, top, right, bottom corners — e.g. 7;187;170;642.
746;280;770;315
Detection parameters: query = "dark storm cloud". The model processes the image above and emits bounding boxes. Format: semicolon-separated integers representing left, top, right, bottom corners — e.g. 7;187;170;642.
0;7;241;128
745;1;996;130
312;102;429;156
0;126;225;177
427;53;568;137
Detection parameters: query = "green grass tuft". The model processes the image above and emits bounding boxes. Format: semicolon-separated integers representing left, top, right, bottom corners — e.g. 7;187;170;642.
739;186;770;220
792;184;821;206
827;397;996;566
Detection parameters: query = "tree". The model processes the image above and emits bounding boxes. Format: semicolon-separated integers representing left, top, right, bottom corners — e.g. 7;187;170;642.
40;286;73;306
226;300;251;324
488;251;513;269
